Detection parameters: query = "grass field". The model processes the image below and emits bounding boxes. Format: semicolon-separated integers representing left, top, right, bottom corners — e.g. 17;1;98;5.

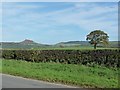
3;46;118;50
34;47;118;50
0;59;119;88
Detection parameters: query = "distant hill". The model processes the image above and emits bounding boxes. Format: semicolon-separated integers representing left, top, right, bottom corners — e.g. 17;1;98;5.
108;41;119;48
0;39;51;49
56;41;119;48
56;41;90;47
0;40;119;49
19;39;38;45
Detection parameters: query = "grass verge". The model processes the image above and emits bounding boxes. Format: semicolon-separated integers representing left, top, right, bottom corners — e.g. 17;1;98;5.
1;59;119;88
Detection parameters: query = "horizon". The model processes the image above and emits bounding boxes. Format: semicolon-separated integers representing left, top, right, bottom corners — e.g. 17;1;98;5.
1;39;119;45
2;2;118;44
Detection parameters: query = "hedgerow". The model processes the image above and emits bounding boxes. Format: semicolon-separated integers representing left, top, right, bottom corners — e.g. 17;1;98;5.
1;49;119;67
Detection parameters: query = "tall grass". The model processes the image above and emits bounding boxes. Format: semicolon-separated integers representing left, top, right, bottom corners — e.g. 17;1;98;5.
1;59;119;88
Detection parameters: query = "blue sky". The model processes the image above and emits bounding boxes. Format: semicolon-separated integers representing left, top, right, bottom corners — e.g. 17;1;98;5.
2;2;118;44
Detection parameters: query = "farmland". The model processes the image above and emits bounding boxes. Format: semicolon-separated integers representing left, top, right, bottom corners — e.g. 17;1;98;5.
0;40;119;49
1;40;119;88
2;1;119;89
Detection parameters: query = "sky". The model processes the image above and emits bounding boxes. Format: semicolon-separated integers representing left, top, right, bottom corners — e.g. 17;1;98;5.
1;2;118;44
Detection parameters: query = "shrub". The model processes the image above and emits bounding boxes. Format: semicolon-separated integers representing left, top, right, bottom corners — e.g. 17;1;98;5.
1;49;119;67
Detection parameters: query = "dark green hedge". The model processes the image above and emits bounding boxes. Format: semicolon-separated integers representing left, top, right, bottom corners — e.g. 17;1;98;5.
1;49;120;67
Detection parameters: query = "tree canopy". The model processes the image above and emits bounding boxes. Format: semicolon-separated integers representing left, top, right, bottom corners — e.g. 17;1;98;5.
86;30;109;49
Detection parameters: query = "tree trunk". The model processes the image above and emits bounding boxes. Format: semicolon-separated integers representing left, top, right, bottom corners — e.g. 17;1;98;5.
94;43;97;49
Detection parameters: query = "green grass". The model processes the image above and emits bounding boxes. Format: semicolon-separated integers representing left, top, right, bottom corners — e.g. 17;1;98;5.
34;47;118;50
0;60;2;73
1;59;119;88
4;46;118;50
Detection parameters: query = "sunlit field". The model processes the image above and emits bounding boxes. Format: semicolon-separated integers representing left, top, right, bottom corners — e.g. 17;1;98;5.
1;59;119;88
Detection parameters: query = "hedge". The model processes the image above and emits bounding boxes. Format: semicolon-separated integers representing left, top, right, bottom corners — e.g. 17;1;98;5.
1;49;120;67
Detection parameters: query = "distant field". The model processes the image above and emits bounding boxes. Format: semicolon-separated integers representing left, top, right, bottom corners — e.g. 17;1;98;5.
2;46;118;50
1;59;119;88
33;47;118;50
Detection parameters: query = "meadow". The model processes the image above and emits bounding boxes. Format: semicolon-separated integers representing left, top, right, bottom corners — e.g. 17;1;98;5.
2;46;118;50
1;59;119;88
32;46;118;50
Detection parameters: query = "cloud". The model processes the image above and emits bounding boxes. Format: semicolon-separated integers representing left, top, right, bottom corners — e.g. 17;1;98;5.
2;2;45;17
45;3;117;29
2;2;118;43
1;0;119;2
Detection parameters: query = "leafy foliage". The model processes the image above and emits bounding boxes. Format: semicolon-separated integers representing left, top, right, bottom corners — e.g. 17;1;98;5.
2;49;119;67
86;30;109;49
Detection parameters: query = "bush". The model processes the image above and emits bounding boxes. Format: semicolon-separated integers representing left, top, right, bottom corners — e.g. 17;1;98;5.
1;49;119;67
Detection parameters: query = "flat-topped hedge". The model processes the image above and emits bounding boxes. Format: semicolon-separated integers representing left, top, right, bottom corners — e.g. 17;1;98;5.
1;49;119;67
